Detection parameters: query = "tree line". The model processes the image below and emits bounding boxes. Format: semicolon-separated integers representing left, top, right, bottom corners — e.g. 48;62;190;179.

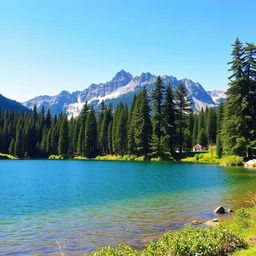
0;82;220;159
1;38;254;160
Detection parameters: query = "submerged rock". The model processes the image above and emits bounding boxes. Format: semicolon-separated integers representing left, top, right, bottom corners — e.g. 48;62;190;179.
191;220;203;225
204;218;219;227
214;206;225;214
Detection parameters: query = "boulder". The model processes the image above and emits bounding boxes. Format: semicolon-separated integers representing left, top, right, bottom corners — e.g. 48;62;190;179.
227;208;234;213
213;206;225;214
244;159;256;167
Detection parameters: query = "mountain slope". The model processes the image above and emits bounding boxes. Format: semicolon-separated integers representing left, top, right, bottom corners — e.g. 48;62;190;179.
23;70;216;117
207;90;226;104
0;94;29;112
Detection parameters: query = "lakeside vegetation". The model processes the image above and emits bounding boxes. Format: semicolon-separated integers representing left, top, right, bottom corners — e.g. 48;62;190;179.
0;153;17;159
181;152;244;166
84;201;256;256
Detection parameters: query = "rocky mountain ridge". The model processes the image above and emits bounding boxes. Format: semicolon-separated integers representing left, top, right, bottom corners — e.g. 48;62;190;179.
23;70;226;117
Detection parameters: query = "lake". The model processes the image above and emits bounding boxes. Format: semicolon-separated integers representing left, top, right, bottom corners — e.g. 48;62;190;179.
0;160;256;255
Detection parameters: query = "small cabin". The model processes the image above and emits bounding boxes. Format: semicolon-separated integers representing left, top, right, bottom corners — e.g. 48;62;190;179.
193;144;206;151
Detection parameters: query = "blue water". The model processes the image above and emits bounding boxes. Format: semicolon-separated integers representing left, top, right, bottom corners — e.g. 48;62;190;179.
0;160;256;255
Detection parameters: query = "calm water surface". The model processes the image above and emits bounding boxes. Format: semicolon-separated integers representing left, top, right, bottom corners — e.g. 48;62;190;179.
0;160;256;255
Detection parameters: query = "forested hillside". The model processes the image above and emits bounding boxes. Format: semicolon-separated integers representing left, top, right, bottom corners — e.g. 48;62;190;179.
0;94;29;112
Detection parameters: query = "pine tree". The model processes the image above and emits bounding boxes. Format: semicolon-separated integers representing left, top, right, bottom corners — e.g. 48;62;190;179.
84;108;98;157
151;76;165;156
175;84;192;153
113;103;127;156
132;87;152;156
216;102;224;158
162;84;176;155
221;39;252;157
58;116;69;157
128;95;137;154
14;125;23;157
198;129;207;147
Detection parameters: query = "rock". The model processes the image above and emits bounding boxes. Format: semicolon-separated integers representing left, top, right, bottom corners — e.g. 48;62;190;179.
227;208;234;213
244;159;256;167
191;220;203;225
204;218;219;227
214;206;225;214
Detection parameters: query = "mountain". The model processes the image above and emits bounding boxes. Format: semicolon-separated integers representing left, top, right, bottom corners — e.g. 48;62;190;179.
23;70;216;117
0;94;29;112
207;90;226;104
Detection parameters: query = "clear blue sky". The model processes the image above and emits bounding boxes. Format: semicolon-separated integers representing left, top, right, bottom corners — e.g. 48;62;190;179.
0;0;255;102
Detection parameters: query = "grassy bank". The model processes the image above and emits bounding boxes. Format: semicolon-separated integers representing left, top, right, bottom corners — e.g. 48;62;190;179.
0;153;17;159
84;203;256;256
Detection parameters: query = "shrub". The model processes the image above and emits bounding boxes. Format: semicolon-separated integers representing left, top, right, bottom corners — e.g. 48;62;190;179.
0;153;17;159
87;226;246;256
134;156;145;161
122;155;137;161
73;156;88;160
150;157;161;161
48;155;64;160
91;244;138;256
181;153;220;164
219;155;244;166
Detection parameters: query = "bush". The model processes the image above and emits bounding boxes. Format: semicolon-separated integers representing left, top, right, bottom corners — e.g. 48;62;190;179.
73;156;88;160
150;157;161;161
134;156;145;161
95;155;123;161
219;155;244;166
143;226;246;256
48;155;64;160
87;226;246;256
0;153;17;159
95;155;146;161
122;155;137;161
181;152;220;164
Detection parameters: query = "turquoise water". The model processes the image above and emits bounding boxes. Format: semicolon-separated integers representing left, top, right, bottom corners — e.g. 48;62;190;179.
1;160;256;255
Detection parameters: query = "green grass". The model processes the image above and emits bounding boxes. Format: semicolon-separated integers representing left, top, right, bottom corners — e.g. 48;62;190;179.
84;202;256;256
0;153;17;159
233;247;256;256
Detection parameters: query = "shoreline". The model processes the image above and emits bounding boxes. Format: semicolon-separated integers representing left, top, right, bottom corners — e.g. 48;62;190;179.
83;203;256;256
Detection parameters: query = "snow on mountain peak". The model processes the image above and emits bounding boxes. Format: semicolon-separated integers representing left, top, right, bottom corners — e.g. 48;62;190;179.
23;71;221;118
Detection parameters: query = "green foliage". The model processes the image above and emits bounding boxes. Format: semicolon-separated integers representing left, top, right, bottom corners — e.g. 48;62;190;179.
58;116;69;157
73;156;88;160
150;157;161;161
87;225;246;256
87;204;256;256
181;152;244;166
0;153;17;159
221;39;256;158
48;154;64;159
89;244;138;256
181;152;220;164
219;155;244;166
175;84;192;153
